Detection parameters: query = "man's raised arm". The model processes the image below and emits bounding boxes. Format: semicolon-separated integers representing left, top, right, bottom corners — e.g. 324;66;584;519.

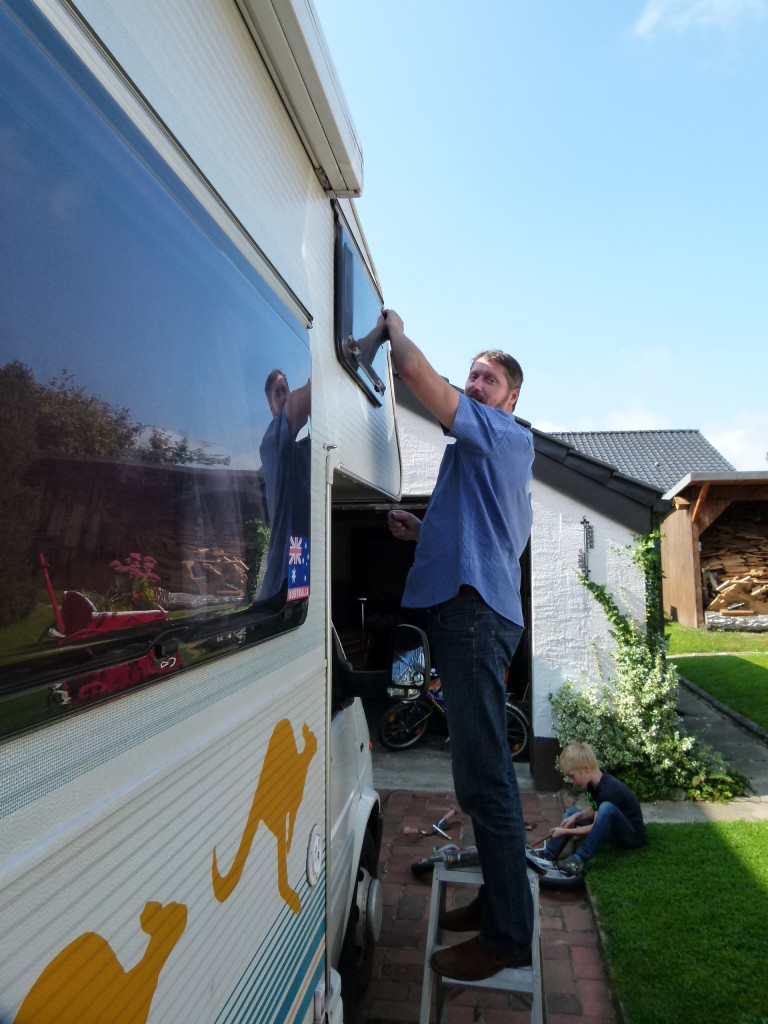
384;310;459;430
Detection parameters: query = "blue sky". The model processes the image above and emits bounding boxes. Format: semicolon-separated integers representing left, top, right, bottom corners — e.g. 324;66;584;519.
314;0;767;470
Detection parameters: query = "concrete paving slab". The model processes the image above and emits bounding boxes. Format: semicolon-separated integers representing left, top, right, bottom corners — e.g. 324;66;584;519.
366;699;535;794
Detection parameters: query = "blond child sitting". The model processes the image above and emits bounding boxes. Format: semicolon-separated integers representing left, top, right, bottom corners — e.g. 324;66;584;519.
536;741;645;876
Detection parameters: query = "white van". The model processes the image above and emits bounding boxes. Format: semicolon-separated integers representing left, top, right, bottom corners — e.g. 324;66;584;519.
0;1;428;1021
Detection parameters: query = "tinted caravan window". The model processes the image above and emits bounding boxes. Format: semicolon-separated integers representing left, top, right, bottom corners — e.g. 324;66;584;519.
0;0;311;736
334;213;387;403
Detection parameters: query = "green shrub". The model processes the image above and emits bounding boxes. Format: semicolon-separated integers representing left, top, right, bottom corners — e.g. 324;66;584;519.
550;533;748;801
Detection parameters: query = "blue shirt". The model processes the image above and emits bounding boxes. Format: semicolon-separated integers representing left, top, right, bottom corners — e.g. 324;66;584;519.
259;408;310;600
402;392;533;625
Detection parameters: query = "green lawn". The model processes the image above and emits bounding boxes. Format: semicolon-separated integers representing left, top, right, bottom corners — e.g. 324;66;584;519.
667;621;768;655
588;822;768;1024
670;654;768;733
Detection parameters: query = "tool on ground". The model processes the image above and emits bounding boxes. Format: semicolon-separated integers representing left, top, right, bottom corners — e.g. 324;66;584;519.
404;806;459;840
431;805;458;839
442;846;481;869
410;844;461;878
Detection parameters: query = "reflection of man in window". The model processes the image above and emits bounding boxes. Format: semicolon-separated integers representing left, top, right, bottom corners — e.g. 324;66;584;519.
258;370;311;603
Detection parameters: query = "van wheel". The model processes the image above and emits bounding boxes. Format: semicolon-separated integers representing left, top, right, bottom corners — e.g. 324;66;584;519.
340;830;381;1016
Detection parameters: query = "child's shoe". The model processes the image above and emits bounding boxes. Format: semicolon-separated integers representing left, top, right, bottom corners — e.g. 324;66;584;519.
559;854;586;876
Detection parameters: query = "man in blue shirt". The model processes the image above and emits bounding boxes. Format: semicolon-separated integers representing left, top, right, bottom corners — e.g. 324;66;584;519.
259;370;311;603
385;308;534;981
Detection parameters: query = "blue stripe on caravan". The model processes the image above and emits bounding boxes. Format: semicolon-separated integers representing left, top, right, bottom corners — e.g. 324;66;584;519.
224;877;318;1021
216;890;318;1024
245;881;324;1023
213;883;315;1024
215;875;326;1024
215;893;319;1024
243;914;324;1023
216;874;318;1017
235;898;324;1023
273;927;324;1022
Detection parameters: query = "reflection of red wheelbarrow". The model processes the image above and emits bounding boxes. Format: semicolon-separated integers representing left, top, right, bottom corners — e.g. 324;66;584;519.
51;645;180;705
56;589;168;640
41;555;180;706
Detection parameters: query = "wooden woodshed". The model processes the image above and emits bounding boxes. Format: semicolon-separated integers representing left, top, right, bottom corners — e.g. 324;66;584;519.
661;472;768;630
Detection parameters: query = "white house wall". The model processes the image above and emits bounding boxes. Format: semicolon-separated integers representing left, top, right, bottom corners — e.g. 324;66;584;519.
530;477;646;739
397;402;451;496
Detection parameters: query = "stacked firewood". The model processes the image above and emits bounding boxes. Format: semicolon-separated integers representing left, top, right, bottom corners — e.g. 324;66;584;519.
168;548;248;596
701;506;768;616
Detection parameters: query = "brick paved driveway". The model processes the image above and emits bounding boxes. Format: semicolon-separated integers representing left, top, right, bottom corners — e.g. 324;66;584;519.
355;788;618;1024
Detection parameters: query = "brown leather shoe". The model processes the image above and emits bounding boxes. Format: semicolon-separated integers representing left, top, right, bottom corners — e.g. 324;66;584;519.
430;935;532;981
438;895;482;932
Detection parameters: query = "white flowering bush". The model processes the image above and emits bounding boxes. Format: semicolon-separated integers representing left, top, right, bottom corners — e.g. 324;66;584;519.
550;533;747;801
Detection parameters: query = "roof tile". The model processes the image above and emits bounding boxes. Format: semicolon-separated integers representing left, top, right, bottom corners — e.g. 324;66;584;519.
549;429;734;491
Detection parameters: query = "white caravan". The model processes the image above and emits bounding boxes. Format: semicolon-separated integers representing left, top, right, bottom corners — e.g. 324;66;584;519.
0;1;425;1021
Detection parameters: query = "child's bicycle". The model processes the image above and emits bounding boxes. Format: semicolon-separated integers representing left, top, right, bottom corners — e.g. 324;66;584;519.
378;670;530;760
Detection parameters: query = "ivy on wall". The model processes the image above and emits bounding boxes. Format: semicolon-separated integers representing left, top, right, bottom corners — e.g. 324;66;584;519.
550;531;748;801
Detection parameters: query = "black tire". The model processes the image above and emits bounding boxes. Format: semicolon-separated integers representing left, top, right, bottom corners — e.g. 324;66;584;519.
505;702;529;760
378;699;432;750
340;830;379;1021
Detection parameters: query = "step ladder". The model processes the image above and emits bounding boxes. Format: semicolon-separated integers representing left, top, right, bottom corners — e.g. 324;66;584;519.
419;861;543;1024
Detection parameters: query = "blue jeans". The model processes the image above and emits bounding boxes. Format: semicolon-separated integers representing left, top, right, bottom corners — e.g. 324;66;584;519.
427;598;532;952
548;803;644;863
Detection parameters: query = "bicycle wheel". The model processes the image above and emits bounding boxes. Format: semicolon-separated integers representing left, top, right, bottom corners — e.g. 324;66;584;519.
505;702;529;760
378;700;432;750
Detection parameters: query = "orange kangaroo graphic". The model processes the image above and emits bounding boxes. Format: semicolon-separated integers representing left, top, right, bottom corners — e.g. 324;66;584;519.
13;900;187;1024
212;719;318;913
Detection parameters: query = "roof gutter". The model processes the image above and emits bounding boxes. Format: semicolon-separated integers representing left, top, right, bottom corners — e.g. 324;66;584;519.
663;471;768;501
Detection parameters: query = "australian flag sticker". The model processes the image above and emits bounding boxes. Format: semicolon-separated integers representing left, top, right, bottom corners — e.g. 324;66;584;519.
287;535;310;601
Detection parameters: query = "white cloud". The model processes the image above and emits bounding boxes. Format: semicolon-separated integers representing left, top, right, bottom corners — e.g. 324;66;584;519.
634;0;765;36
708;412;768;471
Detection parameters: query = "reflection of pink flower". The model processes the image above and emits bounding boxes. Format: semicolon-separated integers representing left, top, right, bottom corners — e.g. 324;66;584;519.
106;552;161;610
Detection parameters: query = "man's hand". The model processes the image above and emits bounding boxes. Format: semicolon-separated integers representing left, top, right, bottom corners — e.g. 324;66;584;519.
388;508;421;542
284;378;311;435
383;309;404;339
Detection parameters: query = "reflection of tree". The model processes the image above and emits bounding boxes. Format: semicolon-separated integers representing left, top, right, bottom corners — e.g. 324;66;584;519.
138;429;230;467
29;365;231;466
34;367;140;457
0;361;232;627
0;362;40;626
